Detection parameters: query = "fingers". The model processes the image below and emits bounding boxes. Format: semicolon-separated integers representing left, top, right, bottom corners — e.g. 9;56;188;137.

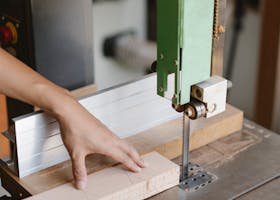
109;147;143;172
71;153;87;190
119;142;148;168
103;139;148;173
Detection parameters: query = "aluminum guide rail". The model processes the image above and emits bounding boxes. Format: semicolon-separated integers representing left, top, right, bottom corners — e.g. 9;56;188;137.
4;74;181;177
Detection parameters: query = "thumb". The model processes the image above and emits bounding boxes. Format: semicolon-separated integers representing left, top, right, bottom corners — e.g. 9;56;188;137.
72;153;87;190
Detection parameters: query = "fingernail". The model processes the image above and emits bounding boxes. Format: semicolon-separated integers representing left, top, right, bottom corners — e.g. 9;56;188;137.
138;159;148;168
134;166;142;172
142;160;149;168
76;180;86;190
139;158;148;167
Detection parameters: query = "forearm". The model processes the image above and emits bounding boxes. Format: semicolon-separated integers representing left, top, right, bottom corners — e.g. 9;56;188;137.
0;48;75;117
0;49;145;190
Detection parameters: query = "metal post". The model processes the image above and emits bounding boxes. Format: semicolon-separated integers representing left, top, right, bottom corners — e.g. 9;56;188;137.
181;113;190;181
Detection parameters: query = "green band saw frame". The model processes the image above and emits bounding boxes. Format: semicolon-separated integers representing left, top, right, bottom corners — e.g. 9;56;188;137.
157;0;215;105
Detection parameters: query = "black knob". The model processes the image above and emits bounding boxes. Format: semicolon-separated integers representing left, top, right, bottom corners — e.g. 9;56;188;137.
151;61;157;72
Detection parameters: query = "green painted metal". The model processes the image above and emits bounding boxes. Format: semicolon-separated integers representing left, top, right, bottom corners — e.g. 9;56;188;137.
157;0;215;105
156;0;182;101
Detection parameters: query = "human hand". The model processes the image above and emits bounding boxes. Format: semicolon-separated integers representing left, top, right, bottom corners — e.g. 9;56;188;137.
56;99;147;190
0;49;146;190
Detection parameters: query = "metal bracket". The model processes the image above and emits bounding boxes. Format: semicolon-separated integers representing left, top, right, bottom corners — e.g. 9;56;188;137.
180;163;217;192
1;129;18;176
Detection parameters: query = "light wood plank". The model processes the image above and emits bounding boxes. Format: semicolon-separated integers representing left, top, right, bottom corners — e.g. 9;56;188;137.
70;84;97;99
25;152;179;200
0;94;9;158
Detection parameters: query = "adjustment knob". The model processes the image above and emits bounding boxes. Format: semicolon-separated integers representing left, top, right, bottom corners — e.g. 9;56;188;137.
151;61;157;72
0;22;18;45
0;25;13;45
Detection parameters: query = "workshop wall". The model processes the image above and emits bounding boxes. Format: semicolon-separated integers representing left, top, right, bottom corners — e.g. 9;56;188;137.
224;2;261;120
31;0;94;90
92;0;147;90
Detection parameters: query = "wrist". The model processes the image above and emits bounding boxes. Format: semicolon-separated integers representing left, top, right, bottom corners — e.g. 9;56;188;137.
51;93;78;120
48;90;79;120
34;82;78;118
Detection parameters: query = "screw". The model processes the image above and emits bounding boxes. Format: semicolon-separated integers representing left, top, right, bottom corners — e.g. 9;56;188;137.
174;59;179;66
208;103;217;113
195;88;202;98
151;61;157;72
185;107;194;118
159;87;164;92
218;25;225;34
160;53;164;60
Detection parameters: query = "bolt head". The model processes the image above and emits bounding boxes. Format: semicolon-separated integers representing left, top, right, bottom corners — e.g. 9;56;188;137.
208;103;217;113
218;25;225;33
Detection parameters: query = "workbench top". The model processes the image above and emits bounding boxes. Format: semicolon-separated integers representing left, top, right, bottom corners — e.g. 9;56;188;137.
151;120;280;200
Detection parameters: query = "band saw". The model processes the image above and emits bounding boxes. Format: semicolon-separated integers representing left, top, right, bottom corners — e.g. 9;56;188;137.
0;0;280;199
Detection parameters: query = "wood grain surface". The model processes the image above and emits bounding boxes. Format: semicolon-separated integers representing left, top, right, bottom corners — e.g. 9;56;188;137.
0;94;9;158
25;152;180;200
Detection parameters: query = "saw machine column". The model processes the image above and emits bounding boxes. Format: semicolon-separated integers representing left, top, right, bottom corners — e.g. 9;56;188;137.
156;0;215;105
156;0;228;190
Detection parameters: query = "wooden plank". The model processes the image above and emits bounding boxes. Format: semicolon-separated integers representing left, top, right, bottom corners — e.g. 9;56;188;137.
0;94;9;158
70;84;97;99
2;104;243;195
272;34;280;133
25;152;179;200
254;0;280;128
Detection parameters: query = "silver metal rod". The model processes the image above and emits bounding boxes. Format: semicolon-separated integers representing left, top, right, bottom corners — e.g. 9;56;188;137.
181;113;190;181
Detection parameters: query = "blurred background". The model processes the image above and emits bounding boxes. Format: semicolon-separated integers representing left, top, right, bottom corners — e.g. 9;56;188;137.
0;0;279;157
